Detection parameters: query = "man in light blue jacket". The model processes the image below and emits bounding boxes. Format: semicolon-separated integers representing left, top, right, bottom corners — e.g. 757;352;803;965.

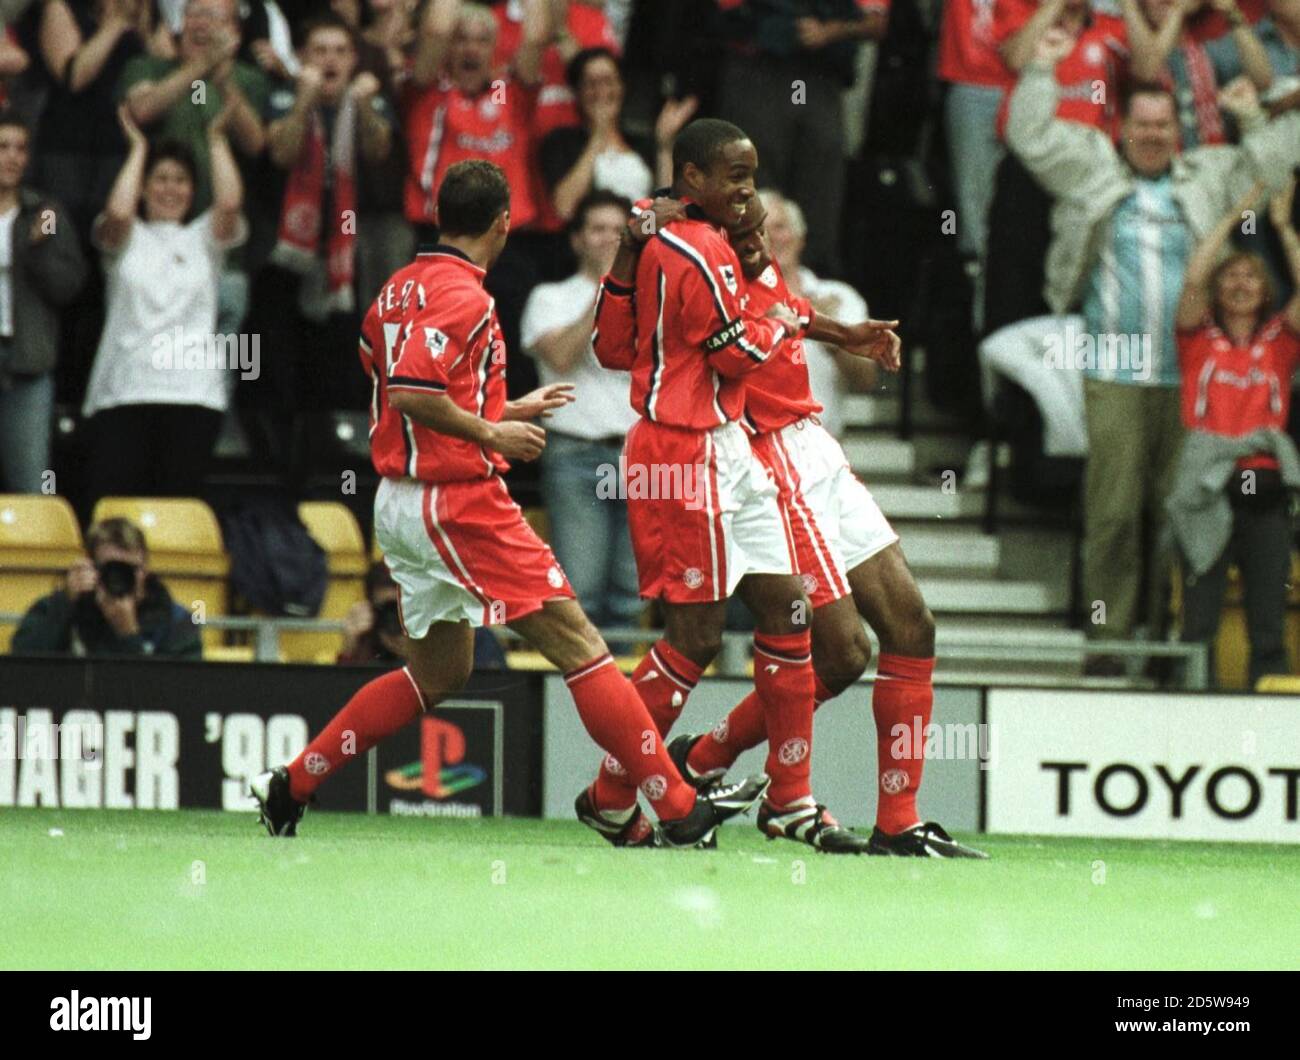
1005;30;1300;670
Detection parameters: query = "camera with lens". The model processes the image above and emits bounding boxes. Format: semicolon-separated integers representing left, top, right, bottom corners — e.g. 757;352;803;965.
97;560;139;599
374;600;403;638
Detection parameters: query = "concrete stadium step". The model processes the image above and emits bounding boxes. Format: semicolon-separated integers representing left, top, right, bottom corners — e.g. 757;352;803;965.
897;526;1000;574
839;431;974;478
916;574;1069;616
841;433;916;477
841;390;967;433
869;481;986;521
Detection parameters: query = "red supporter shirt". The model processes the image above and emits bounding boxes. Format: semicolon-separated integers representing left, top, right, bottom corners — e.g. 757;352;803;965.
591;201;794;430
1186;0;1267;42
939;0;1015;87
361;247;508;483
402;75;540;227
993;6;1128;140
1178;315;1300;466
740;260;821;433
492;0;620;138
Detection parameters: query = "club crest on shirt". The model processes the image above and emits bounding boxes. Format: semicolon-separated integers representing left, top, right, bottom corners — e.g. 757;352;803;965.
424;327;450;359
759;265;779;289
718;263;738;296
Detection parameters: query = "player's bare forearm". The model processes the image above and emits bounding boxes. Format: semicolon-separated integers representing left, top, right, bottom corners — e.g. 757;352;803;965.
390;390;547;460
608;239;641;286
807;312;902;372
806;312;898;347
390;390;493;446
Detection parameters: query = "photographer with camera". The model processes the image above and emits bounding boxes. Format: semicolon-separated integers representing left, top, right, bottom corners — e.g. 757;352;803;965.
11;517;202;658
338;561;505;669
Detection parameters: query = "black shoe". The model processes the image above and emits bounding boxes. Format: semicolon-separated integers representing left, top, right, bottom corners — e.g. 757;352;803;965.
665;733;724;792
867;821;989;858
574;786;656;847
657;772;770;848
250;767;307;837
757;798;873;853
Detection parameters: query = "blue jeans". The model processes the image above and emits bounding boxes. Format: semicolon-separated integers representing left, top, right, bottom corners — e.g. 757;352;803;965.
944;82;1006;263
541;432;643;628
0;365;54;493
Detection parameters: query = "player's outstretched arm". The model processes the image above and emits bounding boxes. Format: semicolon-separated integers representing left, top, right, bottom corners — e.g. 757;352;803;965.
806;313;903;372
503;383;575;421
390;390;546;462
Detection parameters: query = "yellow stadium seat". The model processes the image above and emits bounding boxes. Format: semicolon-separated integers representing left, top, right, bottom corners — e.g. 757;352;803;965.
203;645;257;664
90;497;229;649
1256;675;1300;693
279;502;368;663
522;507;550;543
0;495;84;652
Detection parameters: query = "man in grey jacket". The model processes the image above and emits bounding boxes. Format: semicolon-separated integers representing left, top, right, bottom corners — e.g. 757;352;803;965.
0;113;87;494
1005;30;1300;672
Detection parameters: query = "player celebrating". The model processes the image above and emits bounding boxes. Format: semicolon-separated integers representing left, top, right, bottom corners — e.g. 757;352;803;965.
250;160;769;847
675;195;986;857
574;118;867;852
587;190;984;857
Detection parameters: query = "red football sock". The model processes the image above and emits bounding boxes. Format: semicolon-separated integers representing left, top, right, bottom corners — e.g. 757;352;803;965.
873;653;934;834
753;631;814;806
287;667;425;802
592;640;701;812
566;653;695;821
689;673;836;776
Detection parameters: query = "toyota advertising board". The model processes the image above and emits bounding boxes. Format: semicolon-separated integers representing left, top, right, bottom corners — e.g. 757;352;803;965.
985;689;1300;843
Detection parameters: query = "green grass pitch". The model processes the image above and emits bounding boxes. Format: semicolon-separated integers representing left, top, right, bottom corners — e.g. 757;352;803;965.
3;808;1297;970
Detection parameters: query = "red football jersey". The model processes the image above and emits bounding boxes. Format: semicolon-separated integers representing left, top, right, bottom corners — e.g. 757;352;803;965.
591;202;794;430
361;248;508;483
1178;316;1300;446
993;8;1128;141
938;0;1014;87
492;0;620;138
401;75;540;228
740;260;820;433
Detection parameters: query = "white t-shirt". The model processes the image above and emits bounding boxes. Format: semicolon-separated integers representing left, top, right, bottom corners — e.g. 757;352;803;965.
592;147;653;204
0;205;18;338
521;272;637;440
799;266;868;439
83;211;247;417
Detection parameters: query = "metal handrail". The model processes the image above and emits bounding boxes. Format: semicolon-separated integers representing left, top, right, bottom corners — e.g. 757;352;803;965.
0;612;1210;686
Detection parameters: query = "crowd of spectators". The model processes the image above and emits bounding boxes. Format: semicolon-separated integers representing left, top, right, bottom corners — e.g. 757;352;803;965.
1;0;1298;683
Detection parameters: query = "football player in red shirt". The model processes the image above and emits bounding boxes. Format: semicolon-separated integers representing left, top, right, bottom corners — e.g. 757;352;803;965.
574;119;885;851
681;195;987;857
251;160;770;846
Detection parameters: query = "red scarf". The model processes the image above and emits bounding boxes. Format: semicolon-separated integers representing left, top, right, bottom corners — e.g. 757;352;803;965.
272;94;358;316
1182;34;1225;147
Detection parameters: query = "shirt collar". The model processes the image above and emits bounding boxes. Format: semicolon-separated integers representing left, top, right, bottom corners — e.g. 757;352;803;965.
417;242;487;279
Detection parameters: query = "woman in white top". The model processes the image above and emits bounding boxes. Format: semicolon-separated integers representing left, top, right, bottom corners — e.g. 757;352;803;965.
81;102;246;509
538;47;687;221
